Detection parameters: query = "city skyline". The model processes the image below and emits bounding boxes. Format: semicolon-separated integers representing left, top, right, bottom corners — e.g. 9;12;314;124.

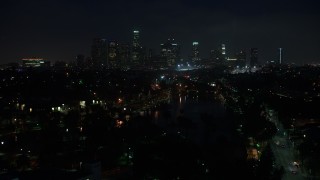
1;0;320;64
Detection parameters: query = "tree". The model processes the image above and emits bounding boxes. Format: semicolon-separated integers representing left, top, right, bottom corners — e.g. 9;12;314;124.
257;144;274;179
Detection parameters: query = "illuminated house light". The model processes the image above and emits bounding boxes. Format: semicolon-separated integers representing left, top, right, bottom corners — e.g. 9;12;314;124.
21;104;25;111
116;120;124;128
80;101;86;108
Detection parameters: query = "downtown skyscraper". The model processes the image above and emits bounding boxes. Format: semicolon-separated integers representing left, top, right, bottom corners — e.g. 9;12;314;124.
91;38;108;68
131;30;144;67
160;38;180;67
191;42;200;63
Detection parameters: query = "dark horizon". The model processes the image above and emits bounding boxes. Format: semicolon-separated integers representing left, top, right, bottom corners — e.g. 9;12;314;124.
1;0;320;65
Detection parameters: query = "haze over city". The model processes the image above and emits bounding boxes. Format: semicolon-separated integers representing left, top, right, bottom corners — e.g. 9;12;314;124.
1;0;320;64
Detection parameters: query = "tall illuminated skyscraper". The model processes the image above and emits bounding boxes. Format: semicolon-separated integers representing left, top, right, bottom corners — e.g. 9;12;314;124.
221;44;226;58
133;30;140;48
192;42;200;62
131;30;142;66
278;48;283;64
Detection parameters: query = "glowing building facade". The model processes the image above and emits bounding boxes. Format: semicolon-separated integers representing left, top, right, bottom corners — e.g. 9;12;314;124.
131;30;143;66
192;42;200;62
22;58;50;68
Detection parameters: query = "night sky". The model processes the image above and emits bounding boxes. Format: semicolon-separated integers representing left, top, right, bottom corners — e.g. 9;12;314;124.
1;0;320;65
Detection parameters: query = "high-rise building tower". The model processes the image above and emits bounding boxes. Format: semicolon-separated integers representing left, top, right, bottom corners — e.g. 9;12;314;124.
160;38;180;67
131;30;142;66
192;42;200;62
91;38;108;67
133;30;140;48
236;50;246;67
107;41;119;68
250;48;258;67
118;43;130;68
221;44;226;59
278;48;283;65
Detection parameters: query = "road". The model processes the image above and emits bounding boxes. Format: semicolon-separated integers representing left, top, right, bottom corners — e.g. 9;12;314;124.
267;108;305;180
